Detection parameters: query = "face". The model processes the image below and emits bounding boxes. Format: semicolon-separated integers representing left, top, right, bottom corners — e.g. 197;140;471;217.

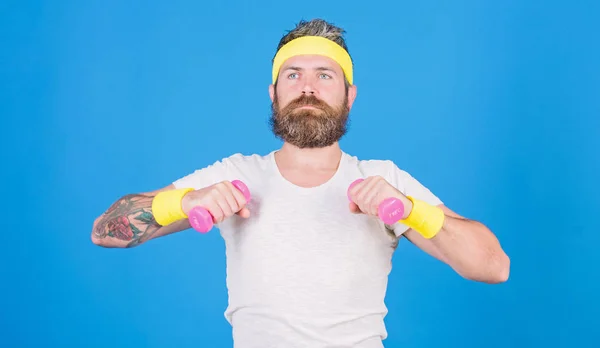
269;54;357;148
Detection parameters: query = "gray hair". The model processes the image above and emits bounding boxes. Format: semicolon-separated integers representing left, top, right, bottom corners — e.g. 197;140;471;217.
274;19;350;55
273;19;352;85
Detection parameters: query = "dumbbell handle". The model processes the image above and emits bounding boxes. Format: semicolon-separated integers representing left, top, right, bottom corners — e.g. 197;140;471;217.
347;179;405;225
188;180;251;233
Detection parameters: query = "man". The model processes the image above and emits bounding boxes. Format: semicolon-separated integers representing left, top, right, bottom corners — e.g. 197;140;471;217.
92;19;510;348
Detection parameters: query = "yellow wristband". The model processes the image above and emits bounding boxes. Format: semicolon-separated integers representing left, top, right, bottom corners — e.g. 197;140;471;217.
152;188;194;226
401;196;445;239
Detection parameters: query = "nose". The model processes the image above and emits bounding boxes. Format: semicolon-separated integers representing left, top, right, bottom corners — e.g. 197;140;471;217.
301;77;316;95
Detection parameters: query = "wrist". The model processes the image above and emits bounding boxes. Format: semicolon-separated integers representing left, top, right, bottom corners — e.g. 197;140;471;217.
152;188;194;226
400;196;445;239
398;195;414;219
180;190;195;216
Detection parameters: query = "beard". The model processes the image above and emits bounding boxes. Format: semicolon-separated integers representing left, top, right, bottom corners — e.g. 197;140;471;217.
269;92;350;148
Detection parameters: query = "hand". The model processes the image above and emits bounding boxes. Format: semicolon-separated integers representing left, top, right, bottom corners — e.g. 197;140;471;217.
181;181;250;223
347;176;412;219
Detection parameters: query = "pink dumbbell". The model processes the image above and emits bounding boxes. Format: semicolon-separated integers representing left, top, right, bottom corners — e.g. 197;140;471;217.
347;178;405;225
188;180;251;233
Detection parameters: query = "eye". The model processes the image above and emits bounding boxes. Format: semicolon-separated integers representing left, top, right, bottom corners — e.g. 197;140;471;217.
319;73;331;79
287;72;299;79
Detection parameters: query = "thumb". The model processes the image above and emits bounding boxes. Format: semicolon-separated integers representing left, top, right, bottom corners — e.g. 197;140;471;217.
236;207;251;218
349;202;362;214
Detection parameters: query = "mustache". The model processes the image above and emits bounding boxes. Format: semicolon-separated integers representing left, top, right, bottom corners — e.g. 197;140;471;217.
286;94;330;110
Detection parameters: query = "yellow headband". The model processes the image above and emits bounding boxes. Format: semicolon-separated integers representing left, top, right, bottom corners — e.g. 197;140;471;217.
272;36;353;85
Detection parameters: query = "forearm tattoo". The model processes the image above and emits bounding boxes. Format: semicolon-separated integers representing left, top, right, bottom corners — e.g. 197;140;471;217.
93;194;161;247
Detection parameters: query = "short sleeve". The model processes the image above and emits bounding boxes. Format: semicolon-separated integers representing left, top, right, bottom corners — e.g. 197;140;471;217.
387;163;443;236
172;159;229;190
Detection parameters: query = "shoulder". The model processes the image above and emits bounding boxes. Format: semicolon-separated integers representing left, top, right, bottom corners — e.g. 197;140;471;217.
172;151;273;189
342;152;437;200
343;152;410;180
217;151;273;170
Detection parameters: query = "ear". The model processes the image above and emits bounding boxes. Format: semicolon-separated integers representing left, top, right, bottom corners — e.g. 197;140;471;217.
347;84;357;110
269;84;275;103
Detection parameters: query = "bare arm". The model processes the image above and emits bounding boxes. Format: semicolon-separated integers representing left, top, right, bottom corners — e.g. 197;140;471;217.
91;184;191;248
403;205;510;284
347;175;509;284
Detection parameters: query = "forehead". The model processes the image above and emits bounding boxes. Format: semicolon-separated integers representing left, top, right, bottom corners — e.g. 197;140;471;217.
280;54;343;73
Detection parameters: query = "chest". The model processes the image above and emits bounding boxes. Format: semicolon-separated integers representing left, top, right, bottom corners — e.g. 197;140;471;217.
275;166;338;188
219;184;396;260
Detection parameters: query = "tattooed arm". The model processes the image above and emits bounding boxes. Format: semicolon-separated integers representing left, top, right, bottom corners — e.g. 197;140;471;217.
91;185;190;248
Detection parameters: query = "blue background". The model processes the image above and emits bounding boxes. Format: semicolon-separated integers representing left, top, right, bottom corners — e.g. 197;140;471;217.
1;0;598;347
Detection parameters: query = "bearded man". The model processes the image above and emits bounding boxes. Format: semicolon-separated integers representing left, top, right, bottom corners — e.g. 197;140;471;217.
91;18;510;348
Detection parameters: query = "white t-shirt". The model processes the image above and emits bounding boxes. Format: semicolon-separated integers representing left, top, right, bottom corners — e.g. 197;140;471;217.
173;150;442;348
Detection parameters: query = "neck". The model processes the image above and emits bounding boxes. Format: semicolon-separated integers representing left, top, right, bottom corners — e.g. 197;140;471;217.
275;142;342;170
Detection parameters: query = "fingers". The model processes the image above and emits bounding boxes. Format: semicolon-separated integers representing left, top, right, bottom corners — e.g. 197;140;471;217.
348;202;362;214
215;182;239;215
205;198;225;223
360;178;382;215
225;181;251;218
237;207;250;218
210;181;249;222
225;181;249;212
201;180;252;223
348;176;388;216
348;179;369;214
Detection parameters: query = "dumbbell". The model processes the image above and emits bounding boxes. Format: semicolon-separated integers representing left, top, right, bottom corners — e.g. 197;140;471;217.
347;178;405;225
188;180;251;233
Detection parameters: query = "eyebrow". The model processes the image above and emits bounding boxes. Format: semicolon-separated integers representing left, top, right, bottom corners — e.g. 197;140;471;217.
283;66;338;75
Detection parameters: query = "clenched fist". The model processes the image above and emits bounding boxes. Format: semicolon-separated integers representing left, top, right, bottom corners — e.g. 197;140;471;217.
181;181;250;224
347;176;413;219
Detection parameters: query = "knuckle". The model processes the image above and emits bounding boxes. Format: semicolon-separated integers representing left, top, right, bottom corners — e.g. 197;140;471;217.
209;191;220;201
222;202;234;214
221;180;234;190
233;200;243;212
211;210;224;221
